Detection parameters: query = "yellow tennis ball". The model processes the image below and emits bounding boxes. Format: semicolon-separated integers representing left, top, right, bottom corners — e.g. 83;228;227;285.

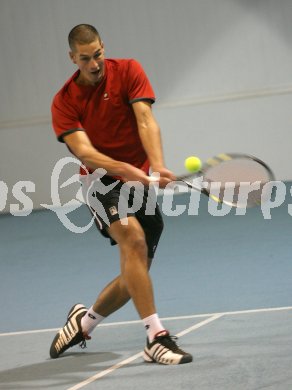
184;156;202;172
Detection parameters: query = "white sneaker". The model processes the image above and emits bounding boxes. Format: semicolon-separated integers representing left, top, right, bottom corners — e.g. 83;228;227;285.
49;303;89;358
143;330;193;365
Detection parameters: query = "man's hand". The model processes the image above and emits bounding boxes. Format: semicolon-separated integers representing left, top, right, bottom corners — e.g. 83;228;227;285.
149;167;176;188
122;165;176;188
121;165;154;185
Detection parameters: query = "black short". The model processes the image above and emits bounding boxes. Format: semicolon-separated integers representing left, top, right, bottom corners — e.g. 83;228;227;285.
83;176;164;258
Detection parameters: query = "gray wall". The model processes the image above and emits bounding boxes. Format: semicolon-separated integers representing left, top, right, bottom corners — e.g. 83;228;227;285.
1;0;291;213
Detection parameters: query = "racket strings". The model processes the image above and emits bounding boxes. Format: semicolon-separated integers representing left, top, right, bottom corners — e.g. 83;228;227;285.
203;159;273;208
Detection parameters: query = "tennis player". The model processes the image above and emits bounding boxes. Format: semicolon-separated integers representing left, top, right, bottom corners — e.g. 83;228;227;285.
49;24;192;365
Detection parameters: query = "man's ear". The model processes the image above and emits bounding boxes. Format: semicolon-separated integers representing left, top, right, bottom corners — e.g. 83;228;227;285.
69;51;76;64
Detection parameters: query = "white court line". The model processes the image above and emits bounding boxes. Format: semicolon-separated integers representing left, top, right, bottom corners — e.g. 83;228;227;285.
1;305;292;337
67;351;143;390
66;314;223;390
175;313;223;338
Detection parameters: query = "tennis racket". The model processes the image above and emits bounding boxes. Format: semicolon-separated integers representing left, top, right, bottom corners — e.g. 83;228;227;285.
176;153;275;208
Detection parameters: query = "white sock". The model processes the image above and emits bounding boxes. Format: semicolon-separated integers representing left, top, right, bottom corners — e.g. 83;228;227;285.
81;306;105;335
143;313;165;342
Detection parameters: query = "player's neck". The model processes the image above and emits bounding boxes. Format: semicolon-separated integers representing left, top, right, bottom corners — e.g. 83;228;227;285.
74;71;102;87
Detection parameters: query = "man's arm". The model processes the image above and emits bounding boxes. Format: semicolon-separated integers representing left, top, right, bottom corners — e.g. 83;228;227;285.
132;101;175;186
63;130;152;184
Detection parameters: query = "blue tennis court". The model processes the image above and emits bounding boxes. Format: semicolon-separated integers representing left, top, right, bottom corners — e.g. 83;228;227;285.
1;192;291;389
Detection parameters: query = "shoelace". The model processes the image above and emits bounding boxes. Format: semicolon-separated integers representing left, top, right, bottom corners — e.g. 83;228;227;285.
79;332;91;349
157;334;182;352
79;340;87;349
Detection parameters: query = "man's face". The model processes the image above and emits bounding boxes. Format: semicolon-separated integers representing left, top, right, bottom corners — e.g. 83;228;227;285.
70;39;105;85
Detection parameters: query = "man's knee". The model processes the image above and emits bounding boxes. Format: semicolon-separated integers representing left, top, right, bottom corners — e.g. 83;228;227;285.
123;225;147;254
109;218;147;252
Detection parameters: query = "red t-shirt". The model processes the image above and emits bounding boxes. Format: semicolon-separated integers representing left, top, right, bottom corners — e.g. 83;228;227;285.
51;59;155;175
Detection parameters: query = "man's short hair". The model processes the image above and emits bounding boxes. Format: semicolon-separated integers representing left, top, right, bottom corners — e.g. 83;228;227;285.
68;24;101;51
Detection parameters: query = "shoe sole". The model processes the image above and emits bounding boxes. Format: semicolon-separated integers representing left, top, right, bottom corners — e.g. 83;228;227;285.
143;349;193;365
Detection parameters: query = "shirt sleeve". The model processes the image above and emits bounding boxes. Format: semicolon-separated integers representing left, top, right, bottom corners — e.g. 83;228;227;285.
51;92;84;143
126;59;156;104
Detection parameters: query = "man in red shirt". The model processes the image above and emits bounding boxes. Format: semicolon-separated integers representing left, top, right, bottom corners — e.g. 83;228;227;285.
49;24;192;365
